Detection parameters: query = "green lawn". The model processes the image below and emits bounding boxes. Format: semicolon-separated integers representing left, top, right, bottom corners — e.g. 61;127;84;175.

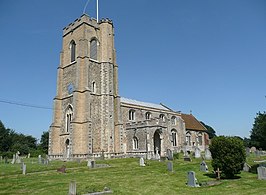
0;154;265;195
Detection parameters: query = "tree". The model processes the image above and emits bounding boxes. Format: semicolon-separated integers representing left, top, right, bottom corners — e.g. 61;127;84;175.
209;136;246;179
250;112;266;150
200;121;216;139
39;131;49;154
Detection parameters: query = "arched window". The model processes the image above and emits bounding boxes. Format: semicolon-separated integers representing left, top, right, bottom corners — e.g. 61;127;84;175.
90;39;97;60
159;114;165;122
92;81;96;93
129;110;135;121
145;112;151;120
171;129;178;147
133;136;139;149
197;133;203;146
171;116;176;125
65;106;73;132
186;132;191;146
70;40;76;63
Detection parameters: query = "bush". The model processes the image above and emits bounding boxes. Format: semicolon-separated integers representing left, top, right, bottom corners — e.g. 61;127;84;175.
173;153;179;159
209;136;246;178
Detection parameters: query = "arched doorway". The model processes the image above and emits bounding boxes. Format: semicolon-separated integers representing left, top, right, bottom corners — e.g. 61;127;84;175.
153;130;161;155
65;139;70;159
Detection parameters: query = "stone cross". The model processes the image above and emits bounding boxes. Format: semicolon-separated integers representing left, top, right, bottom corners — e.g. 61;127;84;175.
139;157;145;167
187;171;199;187
69;181;77;195
215;168;222;180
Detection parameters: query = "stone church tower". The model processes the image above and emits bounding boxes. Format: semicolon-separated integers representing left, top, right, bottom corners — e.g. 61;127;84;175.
49;14;124;159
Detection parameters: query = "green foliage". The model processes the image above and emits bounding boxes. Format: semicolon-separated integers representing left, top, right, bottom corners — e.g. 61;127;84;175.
209;136;246;178
173;152;179;159
250;112;266;150
39;131;49;154
200;121;216;139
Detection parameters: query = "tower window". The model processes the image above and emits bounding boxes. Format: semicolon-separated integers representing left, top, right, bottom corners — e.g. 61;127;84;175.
145;112;151;120
133;136;139;149
92;81;96;93
129;110;135;121
159;114;165;122
70;40;76;63
65;106;73;132
90;39;97;60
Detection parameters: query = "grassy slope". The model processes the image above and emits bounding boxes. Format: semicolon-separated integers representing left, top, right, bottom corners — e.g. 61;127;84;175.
0;154;266;195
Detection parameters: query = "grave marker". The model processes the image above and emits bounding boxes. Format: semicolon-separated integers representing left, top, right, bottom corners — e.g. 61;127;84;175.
187;171;199;187
194;147;201;158
22;164;26;175
69;181;76;195
167;161;173;172
166;149;173;160
200;161;208;172
205;148;212;160
243;162;251;172
257;167;266;180
139;157;145;167
215;168;222;180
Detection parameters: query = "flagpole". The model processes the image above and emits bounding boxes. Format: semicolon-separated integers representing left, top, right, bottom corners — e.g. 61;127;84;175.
97;0;99;23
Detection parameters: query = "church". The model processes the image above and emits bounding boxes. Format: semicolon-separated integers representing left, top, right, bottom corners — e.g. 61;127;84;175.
48;14;209;160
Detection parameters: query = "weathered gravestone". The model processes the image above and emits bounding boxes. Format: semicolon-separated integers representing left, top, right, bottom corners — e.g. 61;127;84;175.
57;165;66;173
167;161;173;172
22;164;26;175
38;155;42;164
205;148;212;160
250;146;257;153
139;157;145;167
166;149;173;160
27;153;31;158
194;147;201;158
243;162;251;172
200;161;208;172
187;171;199;187
257;166;266;180
246;148;250;156
11;154;16;164
255;150;260;157
69;181;76;195
87;160;95;168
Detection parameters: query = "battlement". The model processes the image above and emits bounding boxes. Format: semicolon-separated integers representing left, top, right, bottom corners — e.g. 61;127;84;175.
63;14;114;36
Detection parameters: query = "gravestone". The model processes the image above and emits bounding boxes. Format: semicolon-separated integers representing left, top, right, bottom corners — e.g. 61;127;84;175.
22;164;26;175
167;161;173;172
250;146;257;153
255;150;260;157
139;157;145;167
205;148;212;160
11;154;16;164
187;171;199;187
194;147;201;158
257;166;266;180
69;181;76;195
243;162;251;172
38;155;42;164
27;153;31;158
200;161;208;172
57;165;66;173
166;149;173;160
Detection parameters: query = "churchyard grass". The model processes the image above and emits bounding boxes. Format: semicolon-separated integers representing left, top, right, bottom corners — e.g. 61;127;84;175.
0;154;266;195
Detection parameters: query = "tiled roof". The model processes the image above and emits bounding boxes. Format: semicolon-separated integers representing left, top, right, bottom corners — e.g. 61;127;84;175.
120;97;170;111
181;113;207;131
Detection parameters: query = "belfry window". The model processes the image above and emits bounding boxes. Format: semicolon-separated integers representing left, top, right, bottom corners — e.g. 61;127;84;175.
90;39;97;60
145;112;151;120
133;136;139;149
70;40;76;63
65;106;73;132
129;110;135;121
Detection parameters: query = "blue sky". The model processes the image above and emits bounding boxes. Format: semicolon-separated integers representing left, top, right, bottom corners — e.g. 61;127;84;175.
0;0;265;140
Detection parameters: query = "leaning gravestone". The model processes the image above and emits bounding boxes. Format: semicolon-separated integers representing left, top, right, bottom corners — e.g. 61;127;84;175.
200;161;208;172
205;148;212;160
187;171;199;187
140;157;145;167
257;166;266;180
166;149;173;160
243;162;251;172
194;147;201;158
69;181;76;195
167;161;173;172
